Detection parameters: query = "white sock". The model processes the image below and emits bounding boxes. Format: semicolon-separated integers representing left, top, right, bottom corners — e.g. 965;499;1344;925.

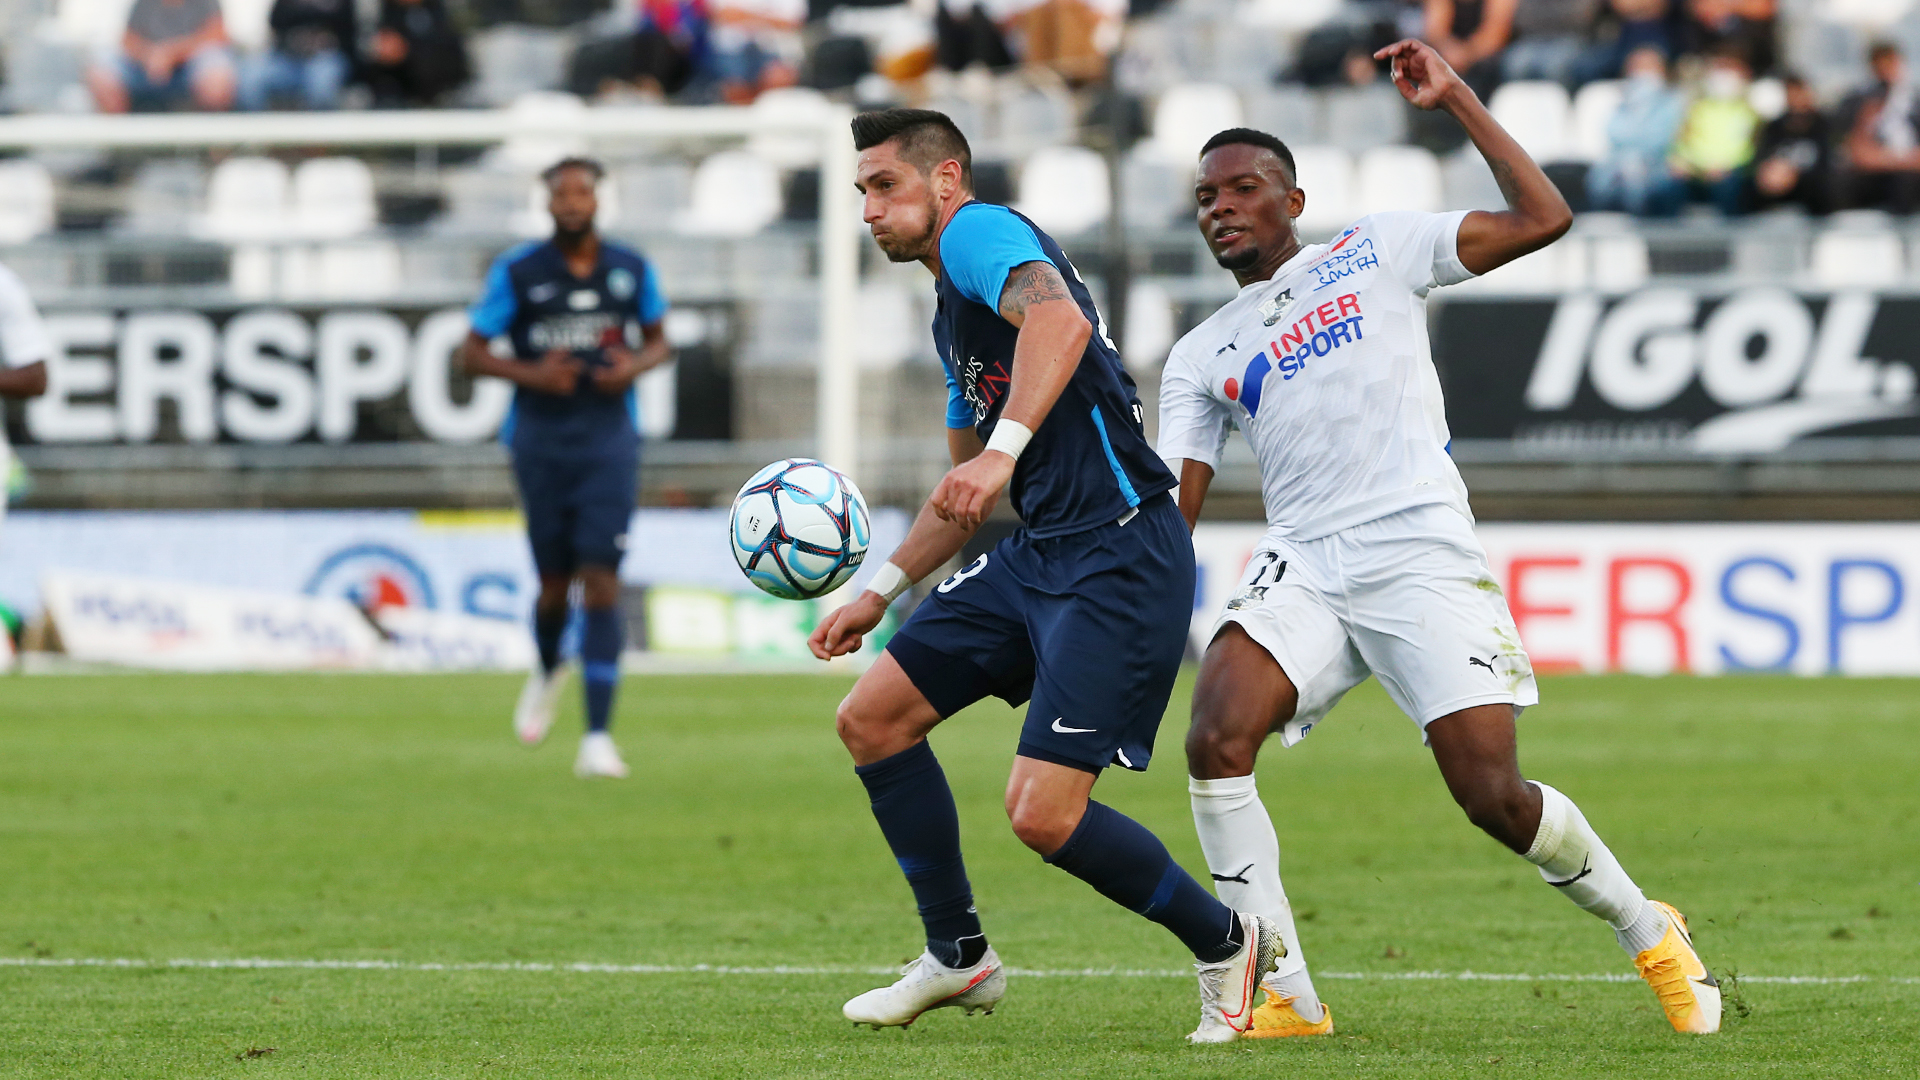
1189;774;1323;1021
1525;782;1669;958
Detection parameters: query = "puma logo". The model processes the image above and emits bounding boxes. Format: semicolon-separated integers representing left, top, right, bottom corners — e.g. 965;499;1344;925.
1468;655;1496;674
1546;855;1594;888
1211;863;1254;885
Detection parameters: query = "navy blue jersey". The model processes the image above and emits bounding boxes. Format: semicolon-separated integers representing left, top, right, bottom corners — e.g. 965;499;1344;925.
469;238;668;451
933;202;1175;539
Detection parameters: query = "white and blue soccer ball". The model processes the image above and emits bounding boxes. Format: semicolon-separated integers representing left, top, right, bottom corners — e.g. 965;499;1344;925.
730;458;871;600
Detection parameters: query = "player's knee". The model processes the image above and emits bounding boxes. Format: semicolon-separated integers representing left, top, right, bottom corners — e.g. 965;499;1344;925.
1456;781;1535;850
1003;793;1076;855
1184;717;1260;778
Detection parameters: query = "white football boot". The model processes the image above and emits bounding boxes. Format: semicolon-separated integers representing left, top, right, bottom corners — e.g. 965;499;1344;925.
573;731;629;779
843;947;1005;1029
1188;913;1284;1044
513;664;570;746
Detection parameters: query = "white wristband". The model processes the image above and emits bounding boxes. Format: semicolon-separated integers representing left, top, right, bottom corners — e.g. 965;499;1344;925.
864;561;914;604
985;418;1034;461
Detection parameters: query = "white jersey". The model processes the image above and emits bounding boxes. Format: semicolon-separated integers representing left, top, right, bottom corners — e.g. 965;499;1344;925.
0;261;51;499
1158;211;1476;540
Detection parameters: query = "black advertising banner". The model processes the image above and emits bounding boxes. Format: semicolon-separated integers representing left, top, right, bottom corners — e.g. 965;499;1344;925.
1433;289;1920;452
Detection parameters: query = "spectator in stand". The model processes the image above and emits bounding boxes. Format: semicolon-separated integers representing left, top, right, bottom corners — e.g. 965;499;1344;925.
238;0;356;110
1572;0;1673;84
1751;74;1831;214
1587;45;1686;214
87;0;237;113
710;0;801;103
364;0;470;107
937;0;1016;73
1422;0;1515;98
1009;0;1125;84
1677;0;1774;77
1845;41;1920;214
1662;48;1760;214
569;0;709;100
1503;0;1597;88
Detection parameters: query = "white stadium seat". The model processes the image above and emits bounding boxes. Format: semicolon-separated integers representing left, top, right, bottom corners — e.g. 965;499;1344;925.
614;162;693;231
1239;0;1340;31
1148;83;1244;163
122;158;207;236
0;159;57;244
1014;146;1111;236
747;87;836;170
1488;80;1572;163
497;91;588;174
680;150;783;237
1287;145;1352;235
1570;80;1624;163
1810;221;1905;287
200;156;290;242
1355;146;1442;214
1823;0;1915;28
291;157;377;239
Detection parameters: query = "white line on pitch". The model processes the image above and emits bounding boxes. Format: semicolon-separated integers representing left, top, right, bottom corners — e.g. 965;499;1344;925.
0;957;1913;985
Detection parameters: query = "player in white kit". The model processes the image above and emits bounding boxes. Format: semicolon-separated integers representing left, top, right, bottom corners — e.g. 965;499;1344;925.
0;261;50;540
1159;39;1721;1037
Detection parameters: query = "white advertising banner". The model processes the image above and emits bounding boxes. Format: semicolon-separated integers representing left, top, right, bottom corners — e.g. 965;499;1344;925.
1189;522;1920;676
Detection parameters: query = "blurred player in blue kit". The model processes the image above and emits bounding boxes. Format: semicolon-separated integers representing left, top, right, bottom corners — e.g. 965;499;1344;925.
808;109;1281;1042
461;157;672;779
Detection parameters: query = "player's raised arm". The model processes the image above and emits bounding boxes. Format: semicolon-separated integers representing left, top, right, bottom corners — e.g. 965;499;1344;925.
1374;38;1572;275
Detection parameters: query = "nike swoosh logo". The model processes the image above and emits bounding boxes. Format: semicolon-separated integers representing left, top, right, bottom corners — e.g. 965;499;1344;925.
1051;718;1096;734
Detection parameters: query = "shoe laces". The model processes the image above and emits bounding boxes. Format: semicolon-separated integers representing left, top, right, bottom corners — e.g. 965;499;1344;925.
1194;958;1231;1015
1639;953;1694;1012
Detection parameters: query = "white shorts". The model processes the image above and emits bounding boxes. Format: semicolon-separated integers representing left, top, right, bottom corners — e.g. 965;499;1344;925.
1211;502;1538;747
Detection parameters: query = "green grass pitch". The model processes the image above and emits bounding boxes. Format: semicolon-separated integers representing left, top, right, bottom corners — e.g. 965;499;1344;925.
1;671;1916;1078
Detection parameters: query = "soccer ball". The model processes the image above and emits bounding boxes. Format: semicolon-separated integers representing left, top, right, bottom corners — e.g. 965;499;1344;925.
730;458;871;600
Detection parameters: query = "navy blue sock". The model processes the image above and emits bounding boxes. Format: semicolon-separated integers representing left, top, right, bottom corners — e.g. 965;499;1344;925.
1044;800;1243;963
854;741;986;969
581;606;623;733
533;605;567;675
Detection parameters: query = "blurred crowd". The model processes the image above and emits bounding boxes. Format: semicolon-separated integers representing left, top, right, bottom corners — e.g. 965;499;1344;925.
9;0;1920;220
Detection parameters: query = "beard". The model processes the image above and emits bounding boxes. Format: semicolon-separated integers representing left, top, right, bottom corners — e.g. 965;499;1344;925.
874;195;938;263
1211;239;1262;272
553;221;593;246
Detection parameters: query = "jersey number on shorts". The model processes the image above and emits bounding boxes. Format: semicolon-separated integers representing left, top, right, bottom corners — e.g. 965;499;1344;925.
937;554;989;594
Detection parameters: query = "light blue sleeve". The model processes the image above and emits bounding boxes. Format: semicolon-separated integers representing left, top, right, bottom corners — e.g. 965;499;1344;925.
943;362;974;429
468;254;518;338
637;261;668;325
938;205;1050;312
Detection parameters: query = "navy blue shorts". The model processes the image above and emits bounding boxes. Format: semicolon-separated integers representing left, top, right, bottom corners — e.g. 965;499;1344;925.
885;493;1194;773
508;441;638;577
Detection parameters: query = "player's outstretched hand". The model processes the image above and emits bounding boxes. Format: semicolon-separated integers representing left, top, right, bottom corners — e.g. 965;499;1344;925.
1374;39;1466;111
525;348;583;395
929;451;1013;528
809;590;888;660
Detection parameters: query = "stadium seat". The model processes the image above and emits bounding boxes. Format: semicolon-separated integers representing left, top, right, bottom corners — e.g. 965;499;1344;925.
998;83;1077;157
854;283;917;369
469;25;573;107
200;156;290;242
747;87;836;169
1121;151;1191;231
3;25;89;113
614;162;694;231
122;158;208;236
1014;146;1111;236
498;91;589;174
1123;279;1174;371
1288;145;1352;235
291;157;377;240
437;167;527;235
56;0;135;47
1589;233;1650;291
1239;0;1339;30
1243;84;1322;149
1824;0;1915;28
220;0;271;51
1355;146;1442;214
680;150;783;237
0;159;56;244
1441;146;1505;210
1147;83;1244;163
1569;80;1624;163
1488;80;1572;163
1810;219;1905;287
1323;86;1408;154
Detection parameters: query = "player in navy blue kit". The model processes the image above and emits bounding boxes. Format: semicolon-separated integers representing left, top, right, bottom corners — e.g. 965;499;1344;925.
809;110;1281;1041
461;157;671;779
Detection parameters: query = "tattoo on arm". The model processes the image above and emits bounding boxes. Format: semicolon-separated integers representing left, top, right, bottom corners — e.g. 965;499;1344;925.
998;260;1071;322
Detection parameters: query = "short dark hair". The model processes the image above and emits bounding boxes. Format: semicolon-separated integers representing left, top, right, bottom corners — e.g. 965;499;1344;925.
1199;128;1297;184
542;156;605;186
1870;39;1902;64
851;108;973;188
